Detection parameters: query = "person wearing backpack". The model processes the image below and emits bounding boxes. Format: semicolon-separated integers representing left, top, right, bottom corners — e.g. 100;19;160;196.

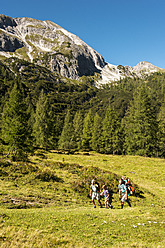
118;179;131;209
122;175;135;194
90;179;102;208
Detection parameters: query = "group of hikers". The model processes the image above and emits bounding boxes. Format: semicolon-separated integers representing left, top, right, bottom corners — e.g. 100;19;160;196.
90;176;134;209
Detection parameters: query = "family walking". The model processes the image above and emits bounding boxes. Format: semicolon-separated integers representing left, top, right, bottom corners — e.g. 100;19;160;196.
90;176;134;209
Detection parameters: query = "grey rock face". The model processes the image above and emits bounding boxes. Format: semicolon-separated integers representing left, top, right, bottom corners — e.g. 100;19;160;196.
0;15;17;29
1;15;162;83
0;32;24;52
0;15;106;79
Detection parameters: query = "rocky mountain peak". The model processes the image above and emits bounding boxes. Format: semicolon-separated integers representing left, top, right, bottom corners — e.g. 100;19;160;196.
0;15;164;83
0;15;106;79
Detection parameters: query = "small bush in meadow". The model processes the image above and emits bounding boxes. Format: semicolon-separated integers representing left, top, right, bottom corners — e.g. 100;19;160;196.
13;163;39;174
35;167;61;182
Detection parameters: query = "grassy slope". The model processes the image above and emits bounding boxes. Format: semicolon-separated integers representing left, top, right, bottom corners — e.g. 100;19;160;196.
0;151;165;247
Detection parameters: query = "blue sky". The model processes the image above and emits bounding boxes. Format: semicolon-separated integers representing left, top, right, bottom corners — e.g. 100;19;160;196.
1;0;165;68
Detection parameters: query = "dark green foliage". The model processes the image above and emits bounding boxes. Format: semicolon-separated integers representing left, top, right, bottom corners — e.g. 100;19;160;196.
0;57;165;157
101;106;122;154
91;112;103;152
81;109;94;150
157;100;165;157
58;110;74;150
33;90;54;149
124;85;158;156
1;80;32;160
72;111;84;150
52;115;64;148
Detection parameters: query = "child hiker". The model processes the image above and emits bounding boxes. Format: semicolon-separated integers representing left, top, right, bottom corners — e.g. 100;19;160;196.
101;185;113;209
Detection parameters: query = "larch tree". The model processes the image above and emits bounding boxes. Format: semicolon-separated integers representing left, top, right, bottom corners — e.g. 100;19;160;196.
81;109;94;151
72;111;84;150
157;100;165;157
33;90;53;149
91;112;103;152
101;105;121;154
1;80;31;160
58;109;74;150
124;85;158;156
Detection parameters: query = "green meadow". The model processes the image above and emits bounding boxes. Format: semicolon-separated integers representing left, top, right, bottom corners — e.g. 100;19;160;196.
0;151;165;247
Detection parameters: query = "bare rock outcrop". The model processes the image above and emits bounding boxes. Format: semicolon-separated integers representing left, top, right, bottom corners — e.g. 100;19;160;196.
0;15;106;79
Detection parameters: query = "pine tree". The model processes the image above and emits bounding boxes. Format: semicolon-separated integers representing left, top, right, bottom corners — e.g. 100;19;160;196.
91;112;103;152
101;105;121;154
52;115;63;149
1;81;31;160
33;90;53;149
157;100;165;157
58;110;74;150
81;109;94;150
124;85;158;156
72;111;84;150
26;95;35;134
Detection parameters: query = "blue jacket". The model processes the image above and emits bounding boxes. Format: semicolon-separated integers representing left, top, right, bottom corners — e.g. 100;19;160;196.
118;184;127;193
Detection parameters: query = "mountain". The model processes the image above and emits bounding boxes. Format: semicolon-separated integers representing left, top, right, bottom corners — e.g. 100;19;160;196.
0;14;105;80
98;61;165;85
0;14;164;84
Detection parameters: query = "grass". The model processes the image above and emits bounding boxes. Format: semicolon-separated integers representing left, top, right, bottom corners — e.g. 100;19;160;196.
15;47;31;61
0;151;165;247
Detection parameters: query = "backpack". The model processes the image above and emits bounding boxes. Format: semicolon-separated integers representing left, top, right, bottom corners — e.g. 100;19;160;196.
129;185;135;194
95;182;100;193
124;178;135;194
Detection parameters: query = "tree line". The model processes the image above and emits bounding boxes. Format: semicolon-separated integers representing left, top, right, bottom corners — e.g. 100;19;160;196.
0;76;164;160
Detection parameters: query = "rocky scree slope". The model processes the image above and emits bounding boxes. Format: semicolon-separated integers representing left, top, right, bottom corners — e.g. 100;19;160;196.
98;61;165;85
0;14;164;84
0;14;105;80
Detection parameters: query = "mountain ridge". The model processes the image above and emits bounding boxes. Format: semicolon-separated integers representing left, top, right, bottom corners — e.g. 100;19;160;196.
0;14;164;85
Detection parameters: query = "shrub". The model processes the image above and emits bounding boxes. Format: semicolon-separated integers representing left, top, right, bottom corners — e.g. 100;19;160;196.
13;163;39;174
35;167;61;182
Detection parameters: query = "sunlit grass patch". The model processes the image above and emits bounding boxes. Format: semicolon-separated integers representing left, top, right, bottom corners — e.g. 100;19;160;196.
0;206;164;247
0;151;165;247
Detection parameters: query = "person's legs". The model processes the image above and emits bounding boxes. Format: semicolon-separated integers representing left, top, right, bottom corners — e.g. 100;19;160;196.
92;197;96;207
92;192;96;207
107;200;112;209
97;199;102;207
96;193;102;207
121;193;126;209
126;198;131;207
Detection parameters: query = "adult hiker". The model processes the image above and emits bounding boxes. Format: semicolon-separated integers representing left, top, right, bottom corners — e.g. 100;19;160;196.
90;179;102;208
122;175;135;194
100;185;113;209
118;179;131;209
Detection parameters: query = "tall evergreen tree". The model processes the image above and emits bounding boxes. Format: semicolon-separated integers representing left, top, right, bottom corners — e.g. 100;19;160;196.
58;110;74;150
124;85;158;156
101;105;121;154
91;112;103;152
33;90;53;149
51;115;63;149
81;109;94;150
1;80;31;160
72;111;84;150
157;100;165;157
26;95;35;134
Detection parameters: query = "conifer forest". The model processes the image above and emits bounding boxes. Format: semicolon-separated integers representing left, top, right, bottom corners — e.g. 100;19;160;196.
0;59;165;160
